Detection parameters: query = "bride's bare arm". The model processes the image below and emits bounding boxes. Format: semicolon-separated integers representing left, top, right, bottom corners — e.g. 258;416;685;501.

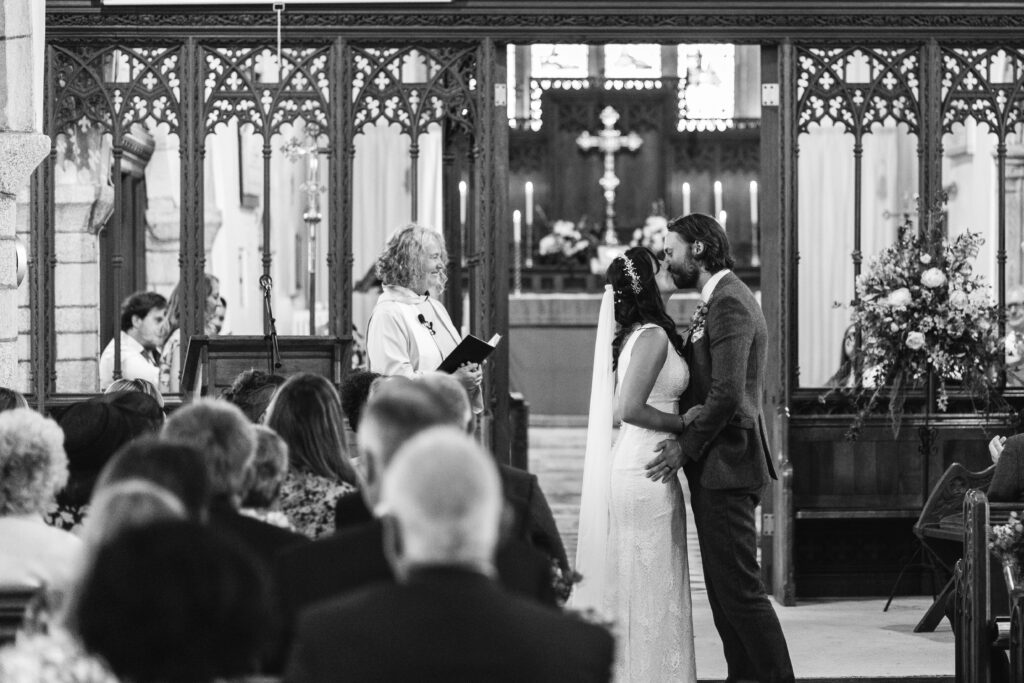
617;327;684;433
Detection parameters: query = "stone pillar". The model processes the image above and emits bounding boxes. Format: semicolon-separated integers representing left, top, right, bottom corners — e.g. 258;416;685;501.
1;1;50;390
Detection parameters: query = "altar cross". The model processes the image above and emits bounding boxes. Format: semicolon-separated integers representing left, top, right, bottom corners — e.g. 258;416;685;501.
576;105;643;244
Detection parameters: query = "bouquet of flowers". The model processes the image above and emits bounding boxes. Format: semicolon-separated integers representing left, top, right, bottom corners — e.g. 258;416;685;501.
990;511;1024;568
842;203;1004;438
536;218;595;267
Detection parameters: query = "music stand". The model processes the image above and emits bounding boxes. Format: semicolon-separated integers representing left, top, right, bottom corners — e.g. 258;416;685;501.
180;335;351;399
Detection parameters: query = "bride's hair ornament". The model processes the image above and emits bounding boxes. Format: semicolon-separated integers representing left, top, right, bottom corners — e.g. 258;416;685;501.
617;255;643;295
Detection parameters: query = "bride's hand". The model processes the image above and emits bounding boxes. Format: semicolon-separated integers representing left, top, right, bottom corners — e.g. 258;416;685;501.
681;404;703;428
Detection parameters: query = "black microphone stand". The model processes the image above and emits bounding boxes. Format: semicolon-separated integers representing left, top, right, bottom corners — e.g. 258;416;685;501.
260;274;282;373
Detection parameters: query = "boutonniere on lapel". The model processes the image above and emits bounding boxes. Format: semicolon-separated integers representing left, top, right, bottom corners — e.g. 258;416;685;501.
689;302;709;343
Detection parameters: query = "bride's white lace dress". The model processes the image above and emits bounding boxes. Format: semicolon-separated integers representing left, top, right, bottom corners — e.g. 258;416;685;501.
605;324;696;683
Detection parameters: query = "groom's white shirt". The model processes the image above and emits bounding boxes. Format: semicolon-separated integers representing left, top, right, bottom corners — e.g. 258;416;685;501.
701;269;731;303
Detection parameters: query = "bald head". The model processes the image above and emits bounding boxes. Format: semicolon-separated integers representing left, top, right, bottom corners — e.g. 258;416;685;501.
381;426;501;572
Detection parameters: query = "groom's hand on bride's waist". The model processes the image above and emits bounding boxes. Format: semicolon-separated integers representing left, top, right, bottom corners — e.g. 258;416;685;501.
645;439;687;483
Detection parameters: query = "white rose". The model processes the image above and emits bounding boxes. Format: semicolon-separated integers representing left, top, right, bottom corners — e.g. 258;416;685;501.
887;287;913;307
949;289;969;309
921;267;947;288
920;253;932;264
905;331;927;350
969;288;992;306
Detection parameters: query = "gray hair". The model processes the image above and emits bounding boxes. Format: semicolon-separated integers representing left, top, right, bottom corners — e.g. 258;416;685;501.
415;372;472;432
0;408;68;516
162;399;255;497
381;426;501;567
82;479;186;549
243;425;289;509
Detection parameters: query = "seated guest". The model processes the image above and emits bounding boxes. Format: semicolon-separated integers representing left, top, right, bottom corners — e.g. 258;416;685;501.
339;369;381;433
240;425;296;531
98;291;167;391
0;409;82;590
162;399;308;567
0;387;28;412
93;437;210;523
221;368;286;423
71;521;273;683
276;380;555;636
48;394;163;532
264;373;361;538
160;273;220;393
417;371;571;592
104;377;165;409
285;427;614;683
986;434;1024;502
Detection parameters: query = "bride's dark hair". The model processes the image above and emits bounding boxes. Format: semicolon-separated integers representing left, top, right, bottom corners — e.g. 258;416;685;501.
608;246;685;371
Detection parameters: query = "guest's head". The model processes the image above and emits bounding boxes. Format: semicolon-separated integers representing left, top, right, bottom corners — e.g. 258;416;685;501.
165;273;220;336
264;372;356;485
416;372;472;432
375;224;448;296
339;370;382;433
101;389;165;432
1008;285;1024;332
664;213;735;289
607;247;685;370
241;425;289;509
208;296;227;336
381;427;501;579
357;378;451;509
0;409;67;517
80;479;187;550
0;387;29;412
104;377;165;409
71;520;274;683
162;399;255;503
119;291;168;351
57;400;137;509
220;369;285;423
95;437;211;522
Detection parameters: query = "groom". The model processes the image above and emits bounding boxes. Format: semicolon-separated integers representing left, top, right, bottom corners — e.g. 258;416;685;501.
646;213;794;683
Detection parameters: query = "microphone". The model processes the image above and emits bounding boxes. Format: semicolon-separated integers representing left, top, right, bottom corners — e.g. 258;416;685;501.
417;314;436;335
259;274;273;294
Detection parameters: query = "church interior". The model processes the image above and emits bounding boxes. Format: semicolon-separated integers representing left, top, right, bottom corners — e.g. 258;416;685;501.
4;1;1024;680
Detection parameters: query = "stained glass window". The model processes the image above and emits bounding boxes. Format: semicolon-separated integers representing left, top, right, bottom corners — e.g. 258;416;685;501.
678;44;735;131
531;44;589;79
604;44;661;79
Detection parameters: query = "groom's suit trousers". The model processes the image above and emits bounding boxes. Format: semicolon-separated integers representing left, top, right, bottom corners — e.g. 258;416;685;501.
687;480;795;683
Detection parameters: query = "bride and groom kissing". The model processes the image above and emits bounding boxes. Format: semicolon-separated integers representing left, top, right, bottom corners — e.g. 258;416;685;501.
572;213;795;683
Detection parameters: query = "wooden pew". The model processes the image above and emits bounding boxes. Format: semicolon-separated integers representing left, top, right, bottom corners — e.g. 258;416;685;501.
953;489;1023;682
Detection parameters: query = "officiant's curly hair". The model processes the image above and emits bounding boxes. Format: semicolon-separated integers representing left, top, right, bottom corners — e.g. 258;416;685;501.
608;247;685;371
375;224;449;294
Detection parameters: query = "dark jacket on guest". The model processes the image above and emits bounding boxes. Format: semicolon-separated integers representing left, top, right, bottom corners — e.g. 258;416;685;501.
276;518;556;637
209;497;309;568
989;434;1024;502
284;567;614;683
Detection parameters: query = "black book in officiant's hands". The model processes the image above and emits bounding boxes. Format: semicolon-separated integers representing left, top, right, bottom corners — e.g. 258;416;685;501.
437;334;502;373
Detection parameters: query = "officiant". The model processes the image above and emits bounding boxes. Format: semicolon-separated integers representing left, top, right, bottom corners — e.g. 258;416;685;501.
365;224;483;414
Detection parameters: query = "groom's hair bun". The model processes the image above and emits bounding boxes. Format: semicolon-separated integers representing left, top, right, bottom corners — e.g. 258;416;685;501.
667;213;735;273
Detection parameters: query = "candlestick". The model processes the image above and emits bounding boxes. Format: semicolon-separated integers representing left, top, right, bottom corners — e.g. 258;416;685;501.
719;210;727;230
749;180;758;225
714;181;723;217
512;210;523;295
682;182;691;216
458;180;467;228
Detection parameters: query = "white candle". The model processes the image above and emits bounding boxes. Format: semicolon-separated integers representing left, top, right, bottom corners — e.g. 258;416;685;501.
524;181;534;228
682;182;691;216
458;180;467;227
719;210;728;229
513;210;522;243
749;180;758;225
714;180;723;217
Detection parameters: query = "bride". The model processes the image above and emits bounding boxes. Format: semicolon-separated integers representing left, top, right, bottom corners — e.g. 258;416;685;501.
570;246;697;682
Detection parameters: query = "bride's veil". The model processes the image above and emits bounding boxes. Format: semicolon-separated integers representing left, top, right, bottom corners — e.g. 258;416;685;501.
569;284;615;612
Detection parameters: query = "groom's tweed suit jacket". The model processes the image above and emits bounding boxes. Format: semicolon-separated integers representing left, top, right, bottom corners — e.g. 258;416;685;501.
679;270;777;490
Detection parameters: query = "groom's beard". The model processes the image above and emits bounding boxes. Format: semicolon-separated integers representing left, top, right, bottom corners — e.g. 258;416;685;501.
671;263;700;289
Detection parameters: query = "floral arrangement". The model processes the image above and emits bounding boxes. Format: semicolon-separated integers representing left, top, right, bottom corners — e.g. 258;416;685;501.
536;219;595;267
630;214;669;254
839;201;1004;438
0;631;117;683
990;511;1024;568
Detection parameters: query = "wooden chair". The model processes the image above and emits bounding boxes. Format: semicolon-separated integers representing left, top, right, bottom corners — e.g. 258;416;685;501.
953;489;1023;683
893;462;995;630
0;587;38;646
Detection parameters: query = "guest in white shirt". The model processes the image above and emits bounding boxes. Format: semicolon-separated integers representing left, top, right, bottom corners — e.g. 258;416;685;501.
0;408;82;590
365;224;482;408
98;291;167;391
